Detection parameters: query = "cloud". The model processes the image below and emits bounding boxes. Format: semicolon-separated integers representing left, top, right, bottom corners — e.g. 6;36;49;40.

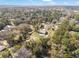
41;0;56;5
63;2;68;5
76;1;79;4
42;0;52;2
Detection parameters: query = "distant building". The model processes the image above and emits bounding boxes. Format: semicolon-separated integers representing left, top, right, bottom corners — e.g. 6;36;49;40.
38;29;47;34
0;45;5;51
4;25;15;31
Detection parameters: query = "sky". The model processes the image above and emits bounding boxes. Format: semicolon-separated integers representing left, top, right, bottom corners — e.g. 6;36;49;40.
0;0;79;6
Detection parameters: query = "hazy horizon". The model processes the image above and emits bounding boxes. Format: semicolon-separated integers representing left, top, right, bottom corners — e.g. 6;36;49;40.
0;0;79;6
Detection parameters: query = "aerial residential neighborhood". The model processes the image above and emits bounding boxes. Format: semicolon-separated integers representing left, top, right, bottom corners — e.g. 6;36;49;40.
0;0;79;58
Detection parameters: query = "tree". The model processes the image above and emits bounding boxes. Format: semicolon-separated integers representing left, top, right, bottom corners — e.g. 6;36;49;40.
74;14;79;21
51;19;72;57
0;18;9;30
